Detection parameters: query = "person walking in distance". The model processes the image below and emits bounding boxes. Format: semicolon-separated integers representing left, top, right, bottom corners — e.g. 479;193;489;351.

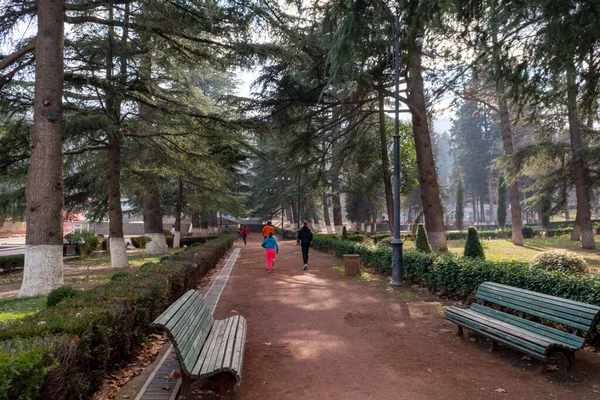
297;221;313;270
241;224;249;246
261;232;279;272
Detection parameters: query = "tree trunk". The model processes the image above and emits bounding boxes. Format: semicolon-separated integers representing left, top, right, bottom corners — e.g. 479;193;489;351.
19;0;65;297
286;204;294;224
571;213;581;241
142;191;168;254
379;88;395;234
497;95;524;245
290;201;298;225
487;170;495;225
174;177;183;248
407;45;447;251
331;188;343;234
322;195;332;233
106;3;129;269
191;212;201;235
567;62;595;248
594;191;599;220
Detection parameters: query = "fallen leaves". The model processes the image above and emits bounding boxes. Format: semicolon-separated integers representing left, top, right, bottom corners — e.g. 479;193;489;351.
495;388;507;393
89;332;168;400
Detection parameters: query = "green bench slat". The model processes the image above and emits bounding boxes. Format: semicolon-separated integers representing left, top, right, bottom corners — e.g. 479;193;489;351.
476;292;591;331
211;316;237;375
476;285;597;328
222;316;240;373
446;307;552;351
479;282;600;315
151;289;196;328
446;309;548;361
169;294;205;352
181;308;214;372
191;319;225;378
201;319;231;377
470;304;585;350
229;317;247;386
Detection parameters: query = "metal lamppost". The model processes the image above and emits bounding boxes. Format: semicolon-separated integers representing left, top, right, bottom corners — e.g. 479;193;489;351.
390;14;404;287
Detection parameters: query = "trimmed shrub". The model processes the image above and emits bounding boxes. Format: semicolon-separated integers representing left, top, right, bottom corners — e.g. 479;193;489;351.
545;227;574;237
530;250;588;274
179;236;220;247
47;286;76;307
372;233;391;243
0;235;234;400
415;224;432;253
0;254;24;274
110;270;129;281
71;231;102;257
464;227;485;259
347;234;364;243
522;225;536;239
314;234;340;241
341;226;349;240
132;235;152;249
446;230;512;240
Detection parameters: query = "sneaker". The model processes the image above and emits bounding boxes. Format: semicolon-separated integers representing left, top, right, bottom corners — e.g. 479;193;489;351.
303;264;308;270
268;269;272;273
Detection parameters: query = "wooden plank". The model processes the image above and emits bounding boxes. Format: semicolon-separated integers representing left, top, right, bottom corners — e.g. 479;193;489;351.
151;290;196;328
169;294;205;345
470;304;584;349
222;317;240;372
445;308;551;352
476;292;592;331
210;316;236;374
200;319;230;377
480;282;600;313
191;320;224;378
181;307;214;369
231;317;247;378
175;301;209;358
446;312;547;361
477;286;597;323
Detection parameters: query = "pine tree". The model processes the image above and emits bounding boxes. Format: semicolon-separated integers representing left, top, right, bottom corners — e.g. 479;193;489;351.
455;174;465;231
341;225;348;241
497;175;508;230
464;227;485;259
416;223;433;253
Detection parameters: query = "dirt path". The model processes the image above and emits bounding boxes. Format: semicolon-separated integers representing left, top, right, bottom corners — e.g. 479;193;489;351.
207;235;600;400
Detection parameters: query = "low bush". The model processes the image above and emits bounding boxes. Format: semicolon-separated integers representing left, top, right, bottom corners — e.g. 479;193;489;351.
179;236;220;248
416;224;432;253
110;270;129;281
0;254;24;274
314;233;339;241
312;236;600;306
347;234;364;243
446;230;512;240
522;225;537;239
46;286;76;307
464;227;485;259
545;227;574;237
371;233;391;243
0;235;234;400
71;232;103;257
529;250;588;274
131;235;152;249
341;226;349;240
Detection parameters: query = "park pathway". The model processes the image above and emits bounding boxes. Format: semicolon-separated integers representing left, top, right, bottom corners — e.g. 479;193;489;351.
208;235;600;400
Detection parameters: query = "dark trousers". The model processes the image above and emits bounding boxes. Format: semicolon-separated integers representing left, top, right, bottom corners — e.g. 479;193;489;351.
242;234;247;245
301;243;310;264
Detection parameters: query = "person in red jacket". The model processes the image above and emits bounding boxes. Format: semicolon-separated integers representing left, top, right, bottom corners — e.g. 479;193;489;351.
241;225;249;246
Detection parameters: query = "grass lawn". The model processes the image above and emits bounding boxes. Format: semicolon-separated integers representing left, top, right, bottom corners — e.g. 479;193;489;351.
403;235;600;271
0;296;47;323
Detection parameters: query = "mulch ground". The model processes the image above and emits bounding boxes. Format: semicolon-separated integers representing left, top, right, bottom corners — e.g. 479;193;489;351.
195;235;600;400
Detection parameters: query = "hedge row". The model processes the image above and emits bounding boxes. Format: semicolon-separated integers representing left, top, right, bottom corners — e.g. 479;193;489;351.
0;235;234;400
545;227;574;237
0;254;24;274
312;237;600;306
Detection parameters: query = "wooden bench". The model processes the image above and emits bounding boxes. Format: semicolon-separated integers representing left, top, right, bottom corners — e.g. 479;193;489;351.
151;289;247;399
444;282;600;368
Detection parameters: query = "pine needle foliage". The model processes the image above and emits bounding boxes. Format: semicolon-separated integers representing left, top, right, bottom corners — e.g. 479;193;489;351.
464;226;485;259
416;223;432;253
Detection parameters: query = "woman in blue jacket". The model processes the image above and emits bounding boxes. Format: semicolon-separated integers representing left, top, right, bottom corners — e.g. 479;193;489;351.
261;232;279;272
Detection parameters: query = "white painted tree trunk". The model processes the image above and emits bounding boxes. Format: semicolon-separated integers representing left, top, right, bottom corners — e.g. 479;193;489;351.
145;233;168;256
173;231;181;248
18;245;63;297
335;225;344;235
192;227;201;236
110;237;129;268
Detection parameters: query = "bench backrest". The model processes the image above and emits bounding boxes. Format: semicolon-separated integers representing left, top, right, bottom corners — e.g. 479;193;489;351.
475;282;600;333
151;289;214;374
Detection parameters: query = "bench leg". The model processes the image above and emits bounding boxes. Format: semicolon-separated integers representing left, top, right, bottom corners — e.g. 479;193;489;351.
179;375;195;400
456;326;464;337
489;340;498;352
217;373;235;400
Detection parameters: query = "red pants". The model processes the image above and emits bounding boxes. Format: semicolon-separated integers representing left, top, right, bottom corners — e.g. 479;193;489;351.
265;249;276;270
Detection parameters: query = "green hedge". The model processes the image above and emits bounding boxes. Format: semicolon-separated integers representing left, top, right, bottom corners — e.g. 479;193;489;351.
0;254;24;274
545;227;574;237
312;237;600;306
446;230;512;240
0;235;234;400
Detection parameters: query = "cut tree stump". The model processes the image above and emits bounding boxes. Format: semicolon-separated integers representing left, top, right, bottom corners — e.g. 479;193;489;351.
343;254;361;277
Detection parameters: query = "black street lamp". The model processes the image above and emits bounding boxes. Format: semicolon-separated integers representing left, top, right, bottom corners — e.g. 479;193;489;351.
390;14;404;287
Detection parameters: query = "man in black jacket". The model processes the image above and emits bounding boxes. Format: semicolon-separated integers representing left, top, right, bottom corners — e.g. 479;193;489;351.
297;221;313;270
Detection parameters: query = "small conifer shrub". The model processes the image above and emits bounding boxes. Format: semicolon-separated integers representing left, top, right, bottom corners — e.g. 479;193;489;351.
464;226;485;259
416;224;432;253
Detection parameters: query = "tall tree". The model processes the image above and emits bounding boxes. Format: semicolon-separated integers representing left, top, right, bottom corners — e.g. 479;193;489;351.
455;174;465;231
18;0;65;297
497;175;507;230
